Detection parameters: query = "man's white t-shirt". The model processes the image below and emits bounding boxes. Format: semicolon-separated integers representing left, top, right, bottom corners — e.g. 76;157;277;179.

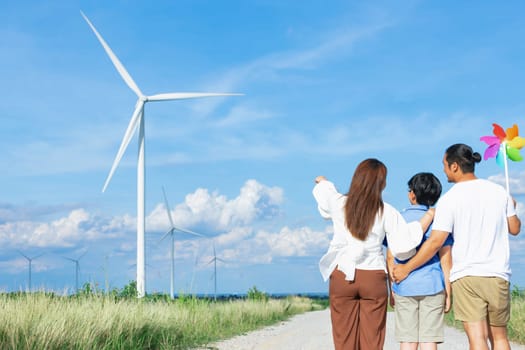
432;179;516;282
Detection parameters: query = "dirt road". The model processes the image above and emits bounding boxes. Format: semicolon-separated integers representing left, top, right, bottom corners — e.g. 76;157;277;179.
202;309;525;350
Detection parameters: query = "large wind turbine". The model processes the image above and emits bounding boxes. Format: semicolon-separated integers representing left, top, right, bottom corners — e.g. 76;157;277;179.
81;12;241;298
161;186;206;299
18;251;44;292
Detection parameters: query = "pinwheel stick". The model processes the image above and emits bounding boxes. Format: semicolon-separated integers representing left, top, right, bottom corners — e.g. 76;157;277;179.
502;142;510;194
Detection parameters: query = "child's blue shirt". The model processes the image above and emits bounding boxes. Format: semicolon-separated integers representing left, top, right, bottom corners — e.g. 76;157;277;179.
388;204;454;296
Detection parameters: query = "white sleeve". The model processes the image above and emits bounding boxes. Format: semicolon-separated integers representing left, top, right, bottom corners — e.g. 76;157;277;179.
432;194;454;233
312;181;343;219
383;203;423;260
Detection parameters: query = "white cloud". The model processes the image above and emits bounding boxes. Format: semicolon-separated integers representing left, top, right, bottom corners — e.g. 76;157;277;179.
0;180;332;274
147;179;284;232
0;208;132;250
194;225;331;267
509;237;525;275
486;173;525;216
212;104;275;128
215;227;252;246
0;203;83;223
0;179;285;254
255;226;331;257
488;171;525;195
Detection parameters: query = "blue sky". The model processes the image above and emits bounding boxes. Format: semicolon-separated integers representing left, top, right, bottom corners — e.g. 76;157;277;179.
1;0;525;295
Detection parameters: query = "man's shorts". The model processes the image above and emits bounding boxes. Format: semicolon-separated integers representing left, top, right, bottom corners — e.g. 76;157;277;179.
452;276;510;326
394;291;445;343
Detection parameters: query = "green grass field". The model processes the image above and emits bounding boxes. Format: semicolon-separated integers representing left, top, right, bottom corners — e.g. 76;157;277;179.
0;291;324;350
3;286;522;349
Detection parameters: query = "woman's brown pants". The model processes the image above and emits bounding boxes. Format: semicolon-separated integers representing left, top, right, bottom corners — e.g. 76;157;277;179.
329;268;388;350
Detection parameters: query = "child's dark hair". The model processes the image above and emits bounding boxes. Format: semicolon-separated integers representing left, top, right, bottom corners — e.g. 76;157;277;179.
408;172;442;207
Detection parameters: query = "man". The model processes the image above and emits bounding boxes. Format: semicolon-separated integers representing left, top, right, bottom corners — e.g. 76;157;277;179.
393;143;521;350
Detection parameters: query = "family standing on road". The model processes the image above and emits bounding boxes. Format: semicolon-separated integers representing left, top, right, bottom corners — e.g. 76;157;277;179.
313;143;521;350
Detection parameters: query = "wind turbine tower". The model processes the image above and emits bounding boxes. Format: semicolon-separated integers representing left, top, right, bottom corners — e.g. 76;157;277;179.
81;12;241;298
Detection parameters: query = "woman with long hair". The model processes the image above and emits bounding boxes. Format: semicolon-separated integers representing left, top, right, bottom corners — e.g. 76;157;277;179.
313;158;434;350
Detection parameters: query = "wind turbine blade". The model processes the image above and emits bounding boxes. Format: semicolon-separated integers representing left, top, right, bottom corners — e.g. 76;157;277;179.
159;229;174;243
147;92;243;101
102;100;144;192
31;253;45;260
172;226;206;238
81;11;143;97
193;244;201;266
78;250;88;260
18;250;29;260
162;186;175;228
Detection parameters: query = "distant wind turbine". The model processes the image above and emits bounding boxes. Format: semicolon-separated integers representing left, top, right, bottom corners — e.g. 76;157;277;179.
100;254;110;294
189;243;201;294
207;242;226;301
64;250;88;293
18;251;44;292
81;12;241;298
161;186;206;299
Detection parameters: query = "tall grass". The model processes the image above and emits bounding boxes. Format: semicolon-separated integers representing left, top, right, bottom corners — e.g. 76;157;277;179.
0;292;322;349
509;294;525;344
445;291;525;345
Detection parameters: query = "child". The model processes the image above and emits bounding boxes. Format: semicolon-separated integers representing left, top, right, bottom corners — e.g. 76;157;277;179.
386;172;453;350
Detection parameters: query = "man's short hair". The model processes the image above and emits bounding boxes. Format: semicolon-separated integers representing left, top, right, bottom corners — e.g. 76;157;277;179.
408;172;442;206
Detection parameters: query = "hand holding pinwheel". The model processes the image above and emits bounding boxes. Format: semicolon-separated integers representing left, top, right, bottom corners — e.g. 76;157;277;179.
480;123;525;193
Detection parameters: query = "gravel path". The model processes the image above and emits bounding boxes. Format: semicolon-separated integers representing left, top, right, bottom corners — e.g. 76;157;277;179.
200;309;525;350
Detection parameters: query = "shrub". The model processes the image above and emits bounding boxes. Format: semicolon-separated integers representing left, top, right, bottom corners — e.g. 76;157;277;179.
247;286;268;302
119;281;138;298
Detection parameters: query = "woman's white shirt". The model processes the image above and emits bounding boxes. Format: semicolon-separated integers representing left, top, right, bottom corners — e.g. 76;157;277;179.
313;180;424;281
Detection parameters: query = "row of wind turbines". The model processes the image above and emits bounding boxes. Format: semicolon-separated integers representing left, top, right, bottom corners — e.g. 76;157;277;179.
80;11;241;298
17;222;227;299
18;250;87;292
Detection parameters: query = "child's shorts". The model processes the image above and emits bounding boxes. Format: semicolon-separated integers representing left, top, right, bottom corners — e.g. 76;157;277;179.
394;291;445;343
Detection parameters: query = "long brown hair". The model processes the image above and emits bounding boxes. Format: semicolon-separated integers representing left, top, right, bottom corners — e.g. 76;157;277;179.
344;158;387;240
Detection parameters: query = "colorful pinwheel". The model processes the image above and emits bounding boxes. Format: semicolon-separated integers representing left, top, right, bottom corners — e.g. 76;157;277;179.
480;123;525;166
480;123;525;193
